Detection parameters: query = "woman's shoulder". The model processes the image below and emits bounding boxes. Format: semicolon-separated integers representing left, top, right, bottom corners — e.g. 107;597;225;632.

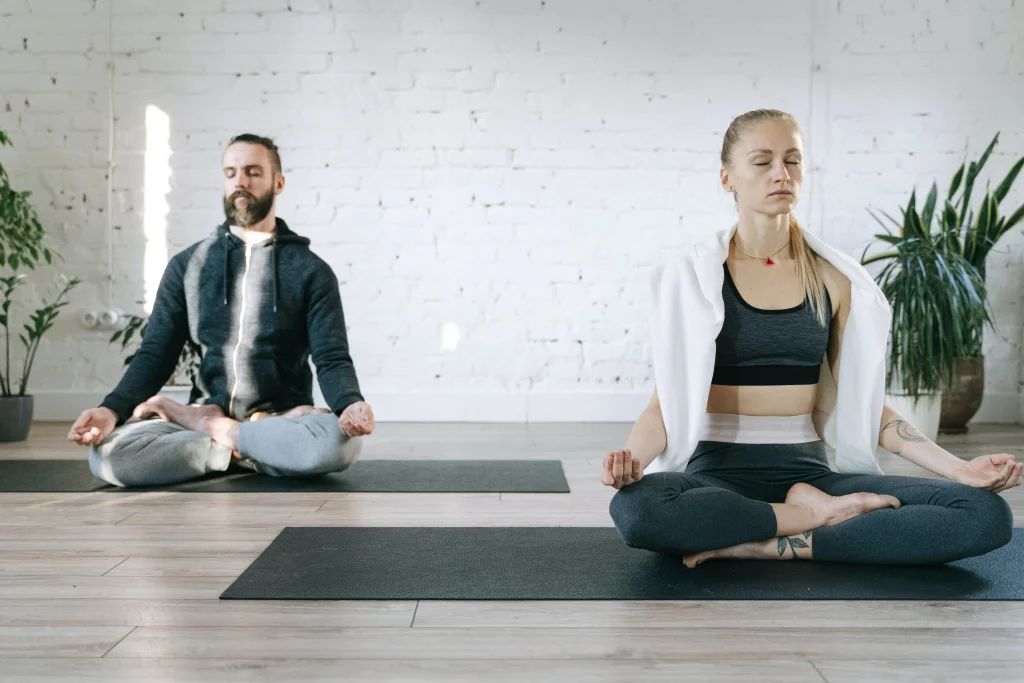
814;253;851;311
813;254;849;284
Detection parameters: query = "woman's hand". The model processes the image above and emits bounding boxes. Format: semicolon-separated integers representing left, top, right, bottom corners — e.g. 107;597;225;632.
949;453;1023;493
600;449;644;489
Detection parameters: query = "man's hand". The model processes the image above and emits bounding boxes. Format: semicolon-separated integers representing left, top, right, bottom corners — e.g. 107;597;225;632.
67;407;117;446
600;449;644;489
339;401;375;437
950;453;1023;493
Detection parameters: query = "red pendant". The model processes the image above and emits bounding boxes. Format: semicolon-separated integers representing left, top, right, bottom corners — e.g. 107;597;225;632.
765;257;775;265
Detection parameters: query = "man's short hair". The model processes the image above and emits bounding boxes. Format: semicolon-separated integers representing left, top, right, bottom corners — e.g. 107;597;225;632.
226;133;282;174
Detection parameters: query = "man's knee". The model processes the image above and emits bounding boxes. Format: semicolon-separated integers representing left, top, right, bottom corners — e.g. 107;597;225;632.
88;442;127;487
87;420;226;487
302;415;362;474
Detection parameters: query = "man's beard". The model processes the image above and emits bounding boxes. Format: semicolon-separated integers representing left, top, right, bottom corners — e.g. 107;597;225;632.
223;187;274;228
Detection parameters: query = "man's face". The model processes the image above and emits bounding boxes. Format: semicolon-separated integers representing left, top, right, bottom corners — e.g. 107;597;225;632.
222;143;283;227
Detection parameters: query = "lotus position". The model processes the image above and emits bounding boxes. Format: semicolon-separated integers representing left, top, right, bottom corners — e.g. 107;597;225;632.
69;134;374;486
603;109;1019;566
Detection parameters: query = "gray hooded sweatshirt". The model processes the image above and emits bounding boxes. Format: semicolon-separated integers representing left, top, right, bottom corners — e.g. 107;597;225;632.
100;218;363;424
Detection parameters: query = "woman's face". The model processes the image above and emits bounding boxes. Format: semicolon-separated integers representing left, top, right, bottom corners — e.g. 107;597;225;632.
721;119;804;216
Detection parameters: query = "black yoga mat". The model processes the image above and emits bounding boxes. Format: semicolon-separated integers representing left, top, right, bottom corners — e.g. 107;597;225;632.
0;459;569;493
221;526;1024;601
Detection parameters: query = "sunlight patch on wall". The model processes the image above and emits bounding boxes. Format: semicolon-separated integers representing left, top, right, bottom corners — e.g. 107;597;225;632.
143;104;171;314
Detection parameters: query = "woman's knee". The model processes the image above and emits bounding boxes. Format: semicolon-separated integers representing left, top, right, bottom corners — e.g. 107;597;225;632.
609;476;668;548
935;484;1016;558
962;488;1014;553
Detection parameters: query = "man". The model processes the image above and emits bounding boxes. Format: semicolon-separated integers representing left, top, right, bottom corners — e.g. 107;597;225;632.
69;134;375;486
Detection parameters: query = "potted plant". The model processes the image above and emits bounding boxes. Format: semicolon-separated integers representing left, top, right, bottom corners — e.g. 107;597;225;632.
930;134;1024;432
110;313;201;402
861;188;991;441
0;130;79;442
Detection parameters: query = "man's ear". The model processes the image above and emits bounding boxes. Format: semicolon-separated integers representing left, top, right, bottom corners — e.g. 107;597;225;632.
275;173;286;195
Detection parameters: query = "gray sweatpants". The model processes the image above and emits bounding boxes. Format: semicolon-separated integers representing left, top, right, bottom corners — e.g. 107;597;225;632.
89;412;362;487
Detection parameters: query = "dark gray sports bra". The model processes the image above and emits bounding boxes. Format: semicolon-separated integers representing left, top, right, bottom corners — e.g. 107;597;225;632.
712;263;832;386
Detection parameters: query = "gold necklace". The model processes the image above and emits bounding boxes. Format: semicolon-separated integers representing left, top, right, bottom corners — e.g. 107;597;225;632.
732;237;791;266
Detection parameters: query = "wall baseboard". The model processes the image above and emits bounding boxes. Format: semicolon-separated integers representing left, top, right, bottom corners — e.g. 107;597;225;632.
30;390;1021;425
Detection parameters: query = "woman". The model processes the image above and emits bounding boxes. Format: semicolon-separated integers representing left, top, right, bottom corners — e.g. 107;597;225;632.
603;109;1019;567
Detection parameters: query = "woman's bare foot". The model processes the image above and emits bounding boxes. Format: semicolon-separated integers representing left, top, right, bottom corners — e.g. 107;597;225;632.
785;482;900;528
683;537;782;568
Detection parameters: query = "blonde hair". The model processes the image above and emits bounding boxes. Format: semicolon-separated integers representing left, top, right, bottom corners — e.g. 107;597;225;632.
721;108;829;328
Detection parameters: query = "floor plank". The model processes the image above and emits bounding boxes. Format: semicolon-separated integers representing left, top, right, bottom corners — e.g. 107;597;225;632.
105;626;1024;660
0;557;129;576
813;659;1023;683
104;557;257;577
0;658;825;683
0;576;231;600
412;600;1024;629
0;600;416;628
0;626;133;658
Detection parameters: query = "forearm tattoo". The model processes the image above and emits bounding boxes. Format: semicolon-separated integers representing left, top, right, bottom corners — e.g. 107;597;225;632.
777;531;812;560
881;419;928;454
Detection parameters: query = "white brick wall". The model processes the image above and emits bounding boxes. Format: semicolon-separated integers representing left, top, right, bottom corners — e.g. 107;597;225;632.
1;0;1022;422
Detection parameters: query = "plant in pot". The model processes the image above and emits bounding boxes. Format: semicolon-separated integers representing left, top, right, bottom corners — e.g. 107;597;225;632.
930;133;1024;432
861;188;991;442
0;130;80;442
110;313;201;402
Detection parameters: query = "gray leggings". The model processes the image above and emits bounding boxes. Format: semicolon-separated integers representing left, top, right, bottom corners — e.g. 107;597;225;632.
610;440;1014;565
89;412;362;487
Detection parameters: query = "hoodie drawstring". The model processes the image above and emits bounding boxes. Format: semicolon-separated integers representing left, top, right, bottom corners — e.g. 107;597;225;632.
272;238;279;313
223;233;230;305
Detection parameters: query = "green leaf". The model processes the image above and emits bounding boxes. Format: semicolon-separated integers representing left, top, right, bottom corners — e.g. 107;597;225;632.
993;156;1024;203
921;182;938;230
998;203;1024;238
861;249;899;266
948;162;965;200
959;134;999;220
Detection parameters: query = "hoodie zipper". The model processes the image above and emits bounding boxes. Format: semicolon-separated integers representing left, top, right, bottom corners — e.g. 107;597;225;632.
228;243;255;417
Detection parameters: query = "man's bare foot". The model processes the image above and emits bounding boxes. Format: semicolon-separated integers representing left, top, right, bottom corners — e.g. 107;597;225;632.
249;405;330;421
785;482;900;528
134;396;240;451
134;396;223;428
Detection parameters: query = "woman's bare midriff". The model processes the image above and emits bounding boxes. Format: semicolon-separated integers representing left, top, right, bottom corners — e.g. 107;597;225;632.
706;383;818;416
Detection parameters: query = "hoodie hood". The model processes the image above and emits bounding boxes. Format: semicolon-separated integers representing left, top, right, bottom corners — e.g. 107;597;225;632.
216;218;311;312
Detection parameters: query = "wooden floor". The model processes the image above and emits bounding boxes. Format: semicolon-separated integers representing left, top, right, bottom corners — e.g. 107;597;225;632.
1;422;1023;682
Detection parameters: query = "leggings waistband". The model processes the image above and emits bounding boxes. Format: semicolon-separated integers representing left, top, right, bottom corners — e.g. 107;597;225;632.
699;413;820;444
